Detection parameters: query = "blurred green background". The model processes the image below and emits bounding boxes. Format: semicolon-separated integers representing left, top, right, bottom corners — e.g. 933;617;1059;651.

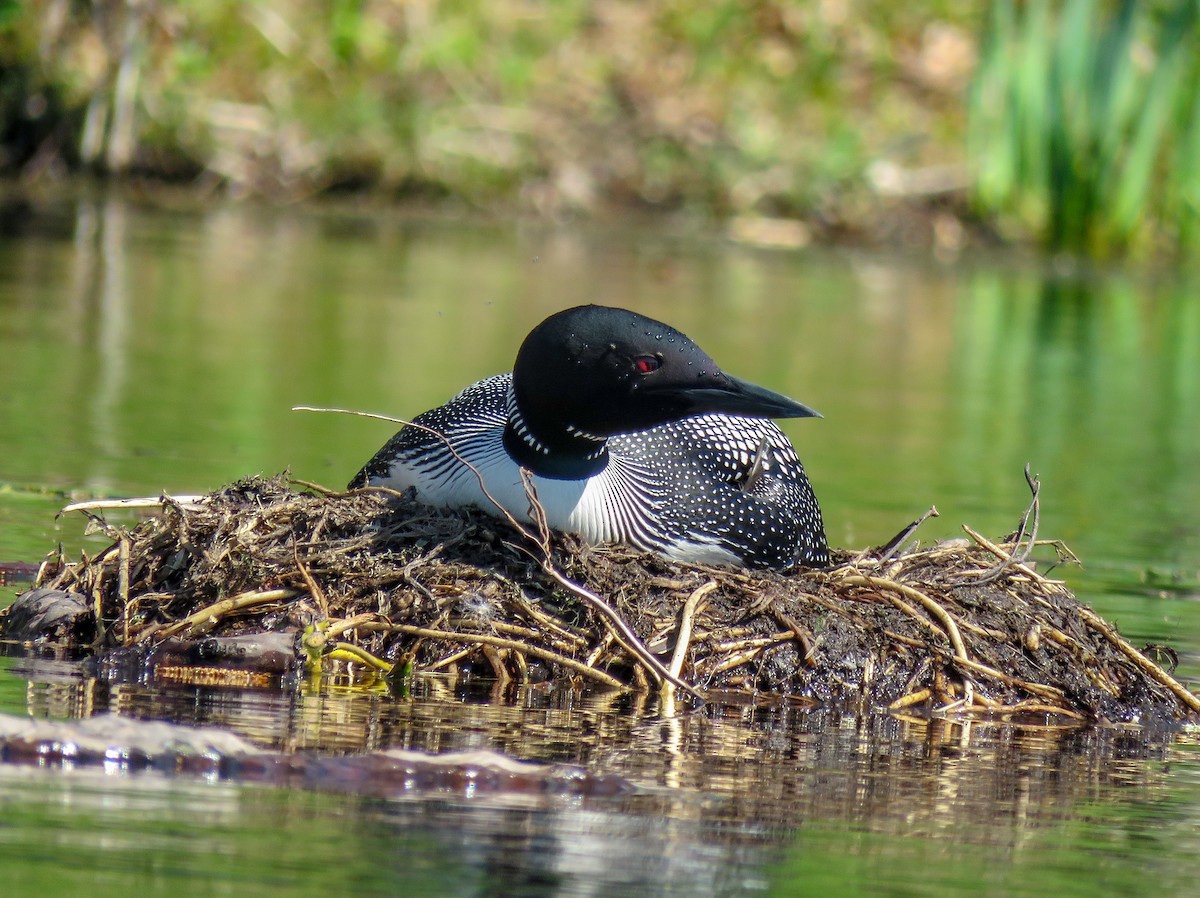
3;0;1198;256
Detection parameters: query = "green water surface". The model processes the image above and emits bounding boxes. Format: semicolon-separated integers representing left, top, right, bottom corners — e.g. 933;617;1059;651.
1;196;1199;897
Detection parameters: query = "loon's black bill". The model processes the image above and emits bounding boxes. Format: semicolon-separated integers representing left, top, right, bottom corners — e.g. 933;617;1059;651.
680;374;822;420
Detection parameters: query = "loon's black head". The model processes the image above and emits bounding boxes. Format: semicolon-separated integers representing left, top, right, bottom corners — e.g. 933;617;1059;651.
511;305;819;450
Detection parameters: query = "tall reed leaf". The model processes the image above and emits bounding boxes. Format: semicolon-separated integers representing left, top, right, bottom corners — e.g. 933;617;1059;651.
968;0;1200;256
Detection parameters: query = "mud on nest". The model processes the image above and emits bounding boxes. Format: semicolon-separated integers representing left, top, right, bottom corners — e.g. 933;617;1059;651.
6;474;1198;723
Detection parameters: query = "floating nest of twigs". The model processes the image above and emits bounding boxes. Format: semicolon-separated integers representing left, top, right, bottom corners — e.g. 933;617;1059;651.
4;473;1197;724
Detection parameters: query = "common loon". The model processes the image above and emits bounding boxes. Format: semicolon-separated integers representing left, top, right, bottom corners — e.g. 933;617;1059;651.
350;305;828;569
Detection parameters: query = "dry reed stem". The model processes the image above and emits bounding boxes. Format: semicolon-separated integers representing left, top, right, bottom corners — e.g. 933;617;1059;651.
61;495;207;514
962;525;1051;584
293;549;329;617
889;688;933;710
118;534;130;644
540;562;701;697
501;577;588;647
705;647;769;676
709;633;795;653
769;609;817;663
975;464;1041;584
146;589;300;640
951;655;1065;702
1077;607;1200;714
668;580;717;679
877;505;940;562
839;574;970;662
426;646;476;671
384;623;624;689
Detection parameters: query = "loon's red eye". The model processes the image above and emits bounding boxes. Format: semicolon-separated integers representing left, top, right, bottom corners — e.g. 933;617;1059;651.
634;355;661;374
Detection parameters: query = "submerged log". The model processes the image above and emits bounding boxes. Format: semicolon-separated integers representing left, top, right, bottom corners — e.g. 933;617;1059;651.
0;711;630;796
2;474;1196;723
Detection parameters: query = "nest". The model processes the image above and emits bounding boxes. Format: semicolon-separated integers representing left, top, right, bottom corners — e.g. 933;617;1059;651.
7;474;1198;723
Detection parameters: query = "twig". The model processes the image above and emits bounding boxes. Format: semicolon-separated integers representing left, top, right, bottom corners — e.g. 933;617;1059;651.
771;608;817;664
501;577;588;647
962;525;1051;584
426;646;476;671
540;563;702;697
981;701;1085;720
585;633;615;668
705;647;767;675
668;581;718;681
402;545;441;602
118;534;131;644
322;613;383;641
950;654;1066;702
383;623;626;690
840;574;969;662
292;406;414;426
1077;606;1200;713
293;546;329;617
883;630;929;650
90;554;105;649
708;633;795;653
976;465;1041;584
481;644;512;683
61;495;207;514
876;505;940;562
1012;464;1042;566
144;589;300;641
511;469;700;697
889;688;932;710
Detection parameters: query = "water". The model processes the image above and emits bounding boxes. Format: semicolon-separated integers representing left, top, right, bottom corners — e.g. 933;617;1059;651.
1;194;1199;895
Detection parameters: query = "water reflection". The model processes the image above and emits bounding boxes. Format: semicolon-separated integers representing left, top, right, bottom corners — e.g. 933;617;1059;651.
5;747;1192;898
0;647;1183;843
950;271;1200;571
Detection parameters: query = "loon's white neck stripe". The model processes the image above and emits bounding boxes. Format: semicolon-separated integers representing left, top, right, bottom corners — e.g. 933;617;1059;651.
564;422;608;447
506;383;607;461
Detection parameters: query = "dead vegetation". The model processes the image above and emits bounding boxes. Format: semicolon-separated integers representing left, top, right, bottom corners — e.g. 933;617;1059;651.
7;472;1198;723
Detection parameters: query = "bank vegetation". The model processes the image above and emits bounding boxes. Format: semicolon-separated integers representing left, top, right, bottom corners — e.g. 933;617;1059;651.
2;1;1197;255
